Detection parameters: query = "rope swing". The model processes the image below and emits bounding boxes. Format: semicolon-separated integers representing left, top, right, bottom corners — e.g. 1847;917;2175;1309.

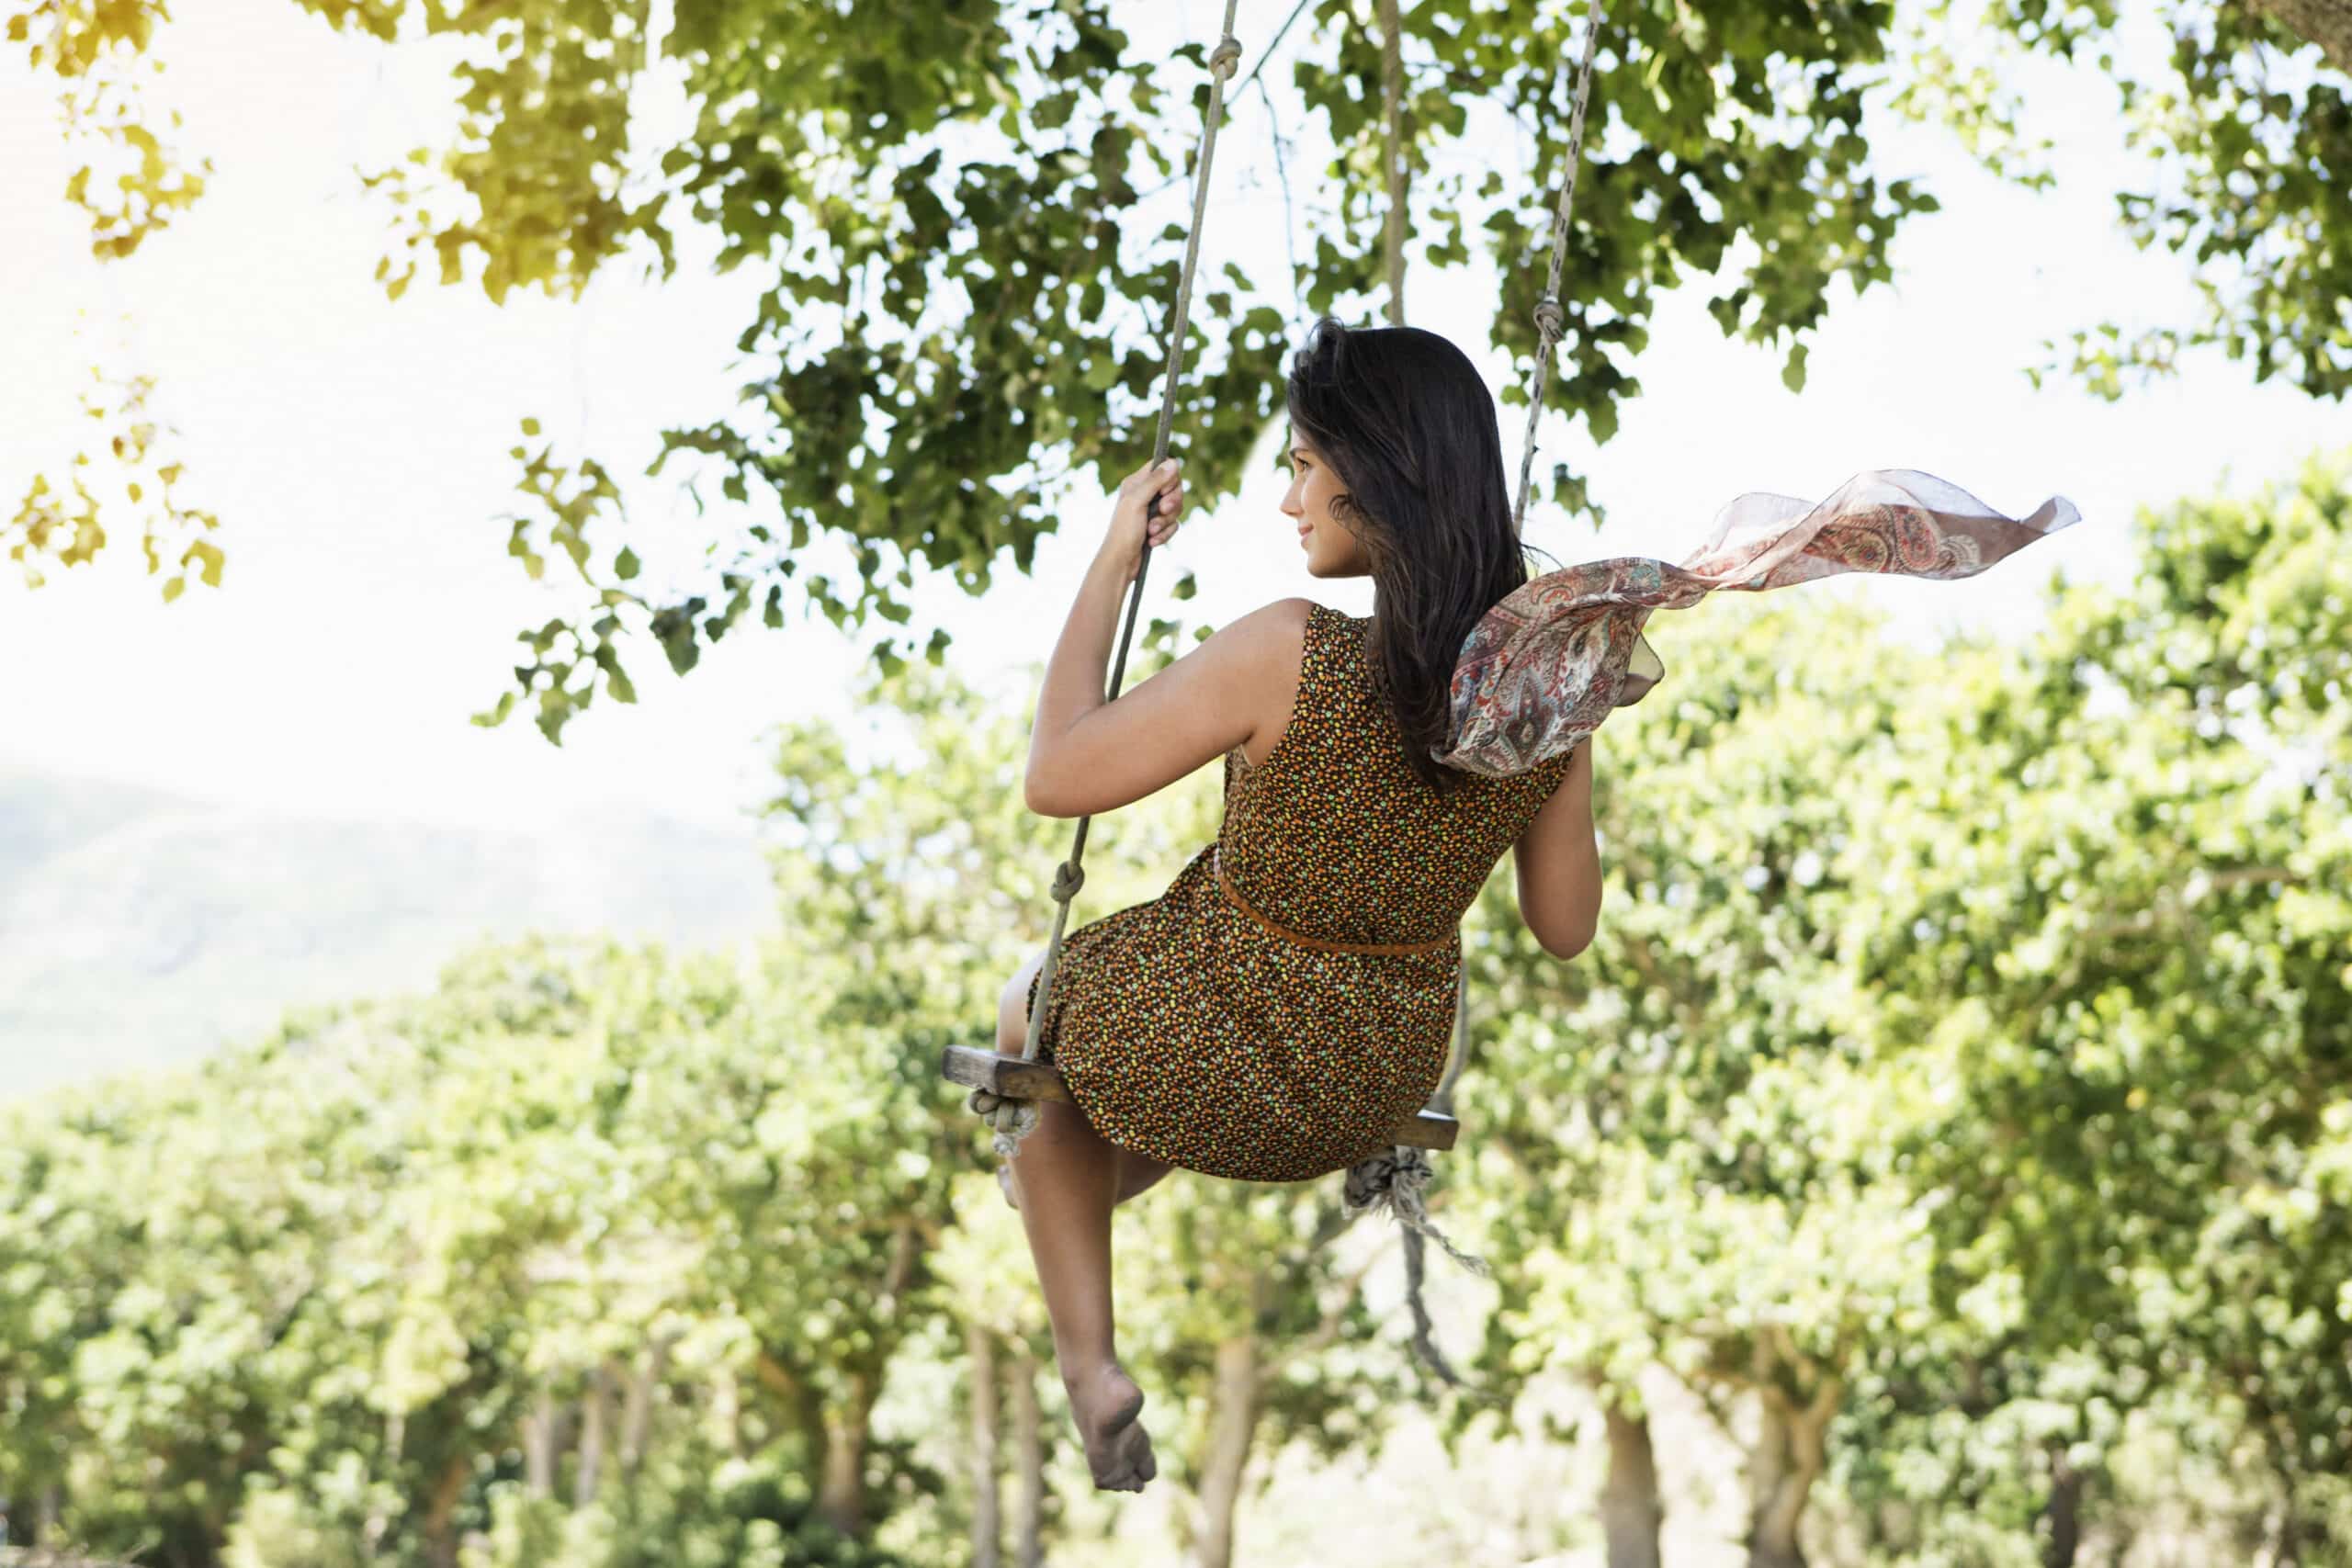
943;0;1612;1360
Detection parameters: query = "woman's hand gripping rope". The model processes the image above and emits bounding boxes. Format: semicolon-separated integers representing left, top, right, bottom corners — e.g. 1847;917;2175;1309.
1096;457;1186;589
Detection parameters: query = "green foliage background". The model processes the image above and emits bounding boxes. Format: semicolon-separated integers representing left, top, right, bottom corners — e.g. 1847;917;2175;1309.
3;451;2346;1564
6;0;2350;1558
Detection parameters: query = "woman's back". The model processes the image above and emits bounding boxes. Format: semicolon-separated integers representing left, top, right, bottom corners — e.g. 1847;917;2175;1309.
1216;600;1575;950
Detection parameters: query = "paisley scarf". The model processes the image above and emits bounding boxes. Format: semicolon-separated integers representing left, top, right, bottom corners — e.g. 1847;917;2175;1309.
1436;468;2085;775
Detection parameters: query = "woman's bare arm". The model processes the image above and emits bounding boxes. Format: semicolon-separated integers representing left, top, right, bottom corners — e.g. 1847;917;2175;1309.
1024;589;1310;819
1510;738;1601;959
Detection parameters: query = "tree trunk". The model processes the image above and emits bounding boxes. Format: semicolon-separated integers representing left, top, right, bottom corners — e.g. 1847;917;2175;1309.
2039;1439;2085;1567
815;1371;876;1538
524;1389;560;1499
813;1215;922;1540
1010;1341;1046;1568
2269;1481;2312;1568
1188;1336;1261;1568
967;1323;1002;1568
621;1334;673;1481
38;1483;61;1540
714;1366;745;1459
1744;1379;1838;1568
423;1453;470;1568
1599;1400;1665;1568
575;1361;616;1506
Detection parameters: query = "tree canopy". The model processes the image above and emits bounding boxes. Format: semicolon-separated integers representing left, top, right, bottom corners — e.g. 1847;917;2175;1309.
6;0;2347;741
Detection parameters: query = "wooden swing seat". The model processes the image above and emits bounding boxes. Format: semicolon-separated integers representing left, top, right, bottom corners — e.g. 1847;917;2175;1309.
940;1045;1460;1151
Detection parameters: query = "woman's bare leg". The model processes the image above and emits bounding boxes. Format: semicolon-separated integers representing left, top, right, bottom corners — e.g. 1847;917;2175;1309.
1009;1135;1173;1210
1114;1147;1175;1206
994;953;1158;1491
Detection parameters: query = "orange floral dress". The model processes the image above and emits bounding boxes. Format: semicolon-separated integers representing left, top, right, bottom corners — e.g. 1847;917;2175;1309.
1024;603;1575;1182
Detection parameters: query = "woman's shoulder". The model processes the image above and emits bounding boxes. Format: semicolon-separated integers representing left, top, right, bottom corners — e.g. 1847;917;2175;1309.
1204;600;1317;688
1225;597;1323;648
1217;600;1362;676
1282;599;1363;659
1270;598;1368;633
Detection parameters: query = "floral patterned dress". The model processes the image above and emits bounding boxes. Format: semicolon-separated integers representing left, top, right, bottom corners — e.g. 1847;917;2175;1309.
1024;603;1575;1183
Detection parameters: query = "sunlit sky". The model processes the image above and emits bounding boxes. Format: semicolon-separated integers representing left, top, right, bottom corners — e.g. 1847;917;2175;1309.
3;0;2345;837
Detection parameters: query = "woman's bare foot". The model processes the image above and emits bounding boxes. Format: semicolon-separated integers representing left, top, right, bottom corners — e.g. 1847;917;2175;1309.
1065;1361;1156;1492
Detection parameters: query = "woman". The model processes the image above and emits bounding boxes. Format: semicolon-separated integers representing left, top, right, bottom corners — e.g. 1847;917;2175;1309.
996;319;1602;1493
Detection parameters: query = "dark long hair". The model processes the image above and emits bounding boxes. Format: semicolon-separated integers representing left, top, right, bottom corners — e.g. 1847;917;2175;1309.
1284;317;1539;795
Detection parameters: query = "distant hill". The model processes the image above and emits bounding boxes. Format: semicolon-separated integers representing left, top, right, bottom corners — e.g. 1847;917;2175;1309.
0;766;780;1101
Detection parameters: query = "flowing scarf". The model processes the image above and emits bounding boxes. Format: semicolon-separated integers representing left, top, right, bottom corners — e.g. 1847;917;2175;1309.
1436;468;2085;775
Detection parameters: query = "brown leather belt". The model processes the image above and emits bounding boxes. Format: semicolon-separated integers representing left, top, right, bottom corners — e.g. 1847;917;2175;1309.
1211;845;1456;957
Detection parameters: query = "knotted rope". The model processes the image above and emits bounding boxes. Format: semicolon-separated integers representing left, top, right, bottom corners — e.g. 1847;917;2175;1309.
1511;0;1607;535
1337;962;1481;1384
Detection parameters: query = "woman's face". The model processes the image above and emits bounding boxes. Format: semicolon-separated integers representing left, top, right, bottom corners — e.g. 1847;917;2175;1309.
1279;433;1372;578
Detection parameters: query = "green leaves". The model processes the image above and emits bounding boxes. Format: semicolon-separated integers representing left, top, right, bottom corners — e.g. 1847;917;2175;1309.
17;0;2348;773
1902;0;2352;401
461;0;1976;742
1780;341;1809;394
6;367;220;600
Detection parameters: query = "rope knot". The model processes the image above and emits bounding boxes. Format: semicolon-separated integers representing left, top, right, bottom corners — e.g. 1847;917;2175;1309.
967;1087;1040;1146
1209;35;1243;79
1532;296;1566;344
1051;860;1086;902
1341;1144;1490;1278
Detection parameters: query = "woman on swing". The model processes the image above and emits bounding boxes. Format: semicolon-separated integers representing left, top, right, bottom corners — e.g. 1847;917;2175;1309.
994;318;1603;1493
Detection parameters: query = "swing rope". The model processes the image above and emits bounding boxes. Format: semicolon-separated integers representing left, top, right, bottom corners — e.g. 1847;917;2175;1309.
967;2;1246;1163
1511;0;1607;538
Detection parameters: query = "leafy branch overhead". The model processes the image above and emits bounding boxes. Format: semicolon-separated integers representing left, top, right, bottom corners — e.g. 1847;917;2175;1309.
5;0;2347;744
1892;0;2352;401
431;0;1945;744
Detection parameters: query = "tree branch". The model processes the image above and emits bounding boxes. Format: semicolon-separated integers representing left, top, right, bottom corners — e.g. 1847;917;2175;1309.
2026;863;2304;1015
2240;0;2352;73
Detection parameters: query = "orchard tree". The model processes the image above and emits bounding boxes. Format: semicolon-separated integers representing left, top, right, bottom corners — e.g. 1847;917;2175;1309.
1848;447;2352;1557
1437;444;2352;1566
1896;0;2352;400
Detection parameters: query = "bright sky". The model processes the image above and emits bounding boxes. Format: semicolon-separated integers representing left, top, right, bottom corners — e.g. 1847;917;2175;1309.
2;0;2344;837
